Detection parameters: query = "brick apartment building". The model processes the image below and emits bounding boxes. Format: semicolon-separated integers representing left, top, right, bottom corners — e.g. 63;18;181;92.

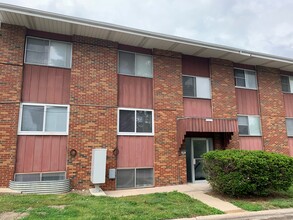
1;4;293;193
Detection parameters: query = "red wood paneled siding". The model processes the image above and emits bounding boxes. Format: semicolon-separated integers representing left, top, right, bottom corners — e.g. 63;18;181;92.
283;93;293;117
118;74;153;109
182;55;210;77
22;65;70;104
15;136;67;173
183;98;212;117
288;138;293;156
236;88;259;115
239;137;263;150
117;136;154;168
177;118;238;147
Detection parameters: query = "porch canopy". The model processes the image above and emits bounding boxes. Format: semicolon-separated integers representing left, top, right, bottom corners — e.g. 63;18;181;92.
177;117;238;148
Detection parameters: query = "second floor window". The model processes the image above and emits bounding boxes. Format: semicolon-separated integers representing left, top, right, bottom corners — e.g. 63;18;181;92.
25;37;72;68
182;75;211;99
238;115;261;136
286;118;293;136
118;51;153;78
281;75;293;93
234;69;257;89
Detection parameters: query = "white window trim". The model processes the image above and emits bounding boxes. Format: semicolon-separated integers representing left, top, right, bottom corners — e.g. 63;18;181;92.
116;167;154;189
182;74;212;99
285;117;293;137
238;114;262;136
117;107;154;136
281;75;293;93
25;36;72;69
18;103;70;136
118;50;153;78
234;68;258;90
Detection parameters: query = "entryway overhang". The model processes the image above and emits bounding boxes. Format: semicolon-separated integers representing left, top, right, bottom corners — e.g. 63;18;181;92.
177;117;238;148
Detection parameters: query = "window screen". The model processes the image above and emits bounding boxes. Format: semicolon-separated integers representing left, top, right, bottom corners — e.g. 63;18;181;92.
15;173;41;182
42;172;65;181
281;76;291;92
286;118;293;136
238;116;249;135
234;69;246;87
119;110;135;132
183;76;195;97
116;169;135;189
119;51;135;75
196;76;211;99
136;168;153;187
21;105;44;131
136;111;152;133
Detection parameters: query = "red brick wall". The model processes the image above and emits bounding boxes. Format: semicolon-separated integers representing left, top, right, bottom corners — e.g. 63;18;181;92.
153;49;186;186
0;24;26;187
257;66;289;155
210;58;239;149
67;36;118;190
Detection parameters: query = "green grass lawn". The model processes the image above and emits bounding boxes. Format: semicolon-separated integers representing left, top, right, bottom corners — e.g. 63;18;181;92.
0;191;222;220
221;186;293;211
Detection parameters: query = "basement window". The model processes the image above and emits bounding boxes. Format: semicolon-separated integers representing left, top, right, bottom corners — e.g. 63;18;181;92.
19;103;69;135
15;172;66;182
182;75;211;99
118;51;153;78
234;69;257;89
25;37;72;68
118;108;154;135
116;168;153;189
238;115;261;136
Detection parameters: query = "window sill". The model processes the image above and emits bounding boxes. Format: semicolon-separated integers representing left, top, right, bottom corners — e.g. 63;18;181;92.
235;86;258;90
239;135;262;137
118;73;153;79
18;132;68;136
183;96;211;100
117;132;154;136
25;62;71;69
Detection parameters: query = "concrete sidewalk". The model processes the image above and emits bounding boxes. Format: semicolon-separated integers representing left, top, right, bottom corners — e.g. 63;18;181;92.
178;208;293;220
105;182;244;214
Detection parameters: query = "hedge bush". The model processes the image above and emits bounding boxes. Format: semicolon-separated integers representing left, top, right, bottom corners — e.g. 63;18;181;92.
203;150;293;197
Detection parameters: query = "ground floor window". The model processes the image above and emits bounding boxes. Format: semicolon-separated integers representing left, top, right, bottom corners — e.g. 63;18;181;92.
14;172;66;182
116;168;153;189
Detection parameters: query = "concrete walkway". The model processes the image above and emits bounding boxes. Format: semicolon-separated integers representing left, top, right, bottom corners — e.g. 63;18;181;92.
105;182;244;214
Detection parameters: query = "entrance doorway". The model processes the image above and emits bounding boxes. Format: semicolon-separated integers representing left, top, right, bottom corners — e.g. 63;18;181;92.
188;138;213;182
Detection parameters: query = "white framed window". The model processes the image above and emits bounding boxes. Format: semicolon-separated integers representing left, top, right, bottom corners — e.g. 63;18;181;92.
286;118;293;136
116;168;154;189
238;115;261;136
118;51;153;78
234;68;257;89
182;75;211;99
25;37;72;68
281;75;293;93
18;103;70;135
118;108;154;136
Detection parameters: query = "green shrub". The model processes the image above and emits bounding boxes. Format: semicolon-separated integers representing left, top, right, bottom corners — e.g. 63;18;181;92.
203;150;293;197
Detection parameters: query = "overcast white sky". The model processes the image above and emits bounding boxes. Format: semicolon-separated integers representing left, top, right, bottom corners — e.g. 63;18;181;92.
1;0;293;58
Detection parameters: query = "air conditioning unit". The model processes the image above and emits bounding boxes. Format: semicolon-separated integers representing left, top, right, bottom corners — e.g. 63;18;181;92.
91;149;107;184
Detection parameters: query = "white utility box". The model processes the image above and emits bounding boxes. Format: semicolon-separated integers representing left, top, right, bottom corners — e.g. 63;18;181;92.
91;148;107;184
